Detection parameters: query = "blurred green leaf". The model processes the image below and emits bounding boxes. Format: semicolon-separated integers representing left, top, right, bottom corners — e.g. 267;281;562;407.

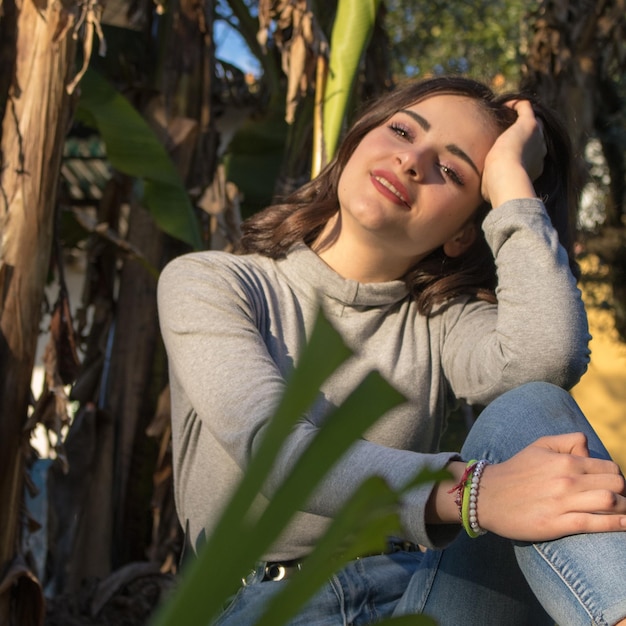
224;105;290;218
151;310;349;624
257;466;449;626
149;308;420;625
255;476;400;626
77;68;202;249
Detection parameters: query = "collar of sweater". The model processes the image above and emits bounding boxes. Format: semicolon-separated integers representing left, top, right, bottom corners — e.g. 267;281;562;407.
276;243;409;308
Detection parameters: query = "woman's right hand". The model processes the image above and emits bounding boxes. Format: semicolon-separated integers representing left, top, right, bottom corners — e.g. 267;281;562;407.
477;432;626;541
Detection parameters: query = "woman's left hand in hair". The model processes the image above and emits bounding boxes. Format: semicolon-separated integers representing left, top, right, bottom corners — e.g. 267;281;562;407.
481;99;547;208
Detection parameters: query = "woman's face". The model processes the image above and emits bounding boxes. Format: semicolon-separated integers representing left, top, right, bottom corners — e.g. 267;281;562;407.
336;94;500;267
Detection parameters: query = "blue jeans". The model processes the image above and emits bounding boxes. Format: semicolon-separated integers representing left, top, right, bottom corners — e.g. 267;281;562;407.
214;383;626;625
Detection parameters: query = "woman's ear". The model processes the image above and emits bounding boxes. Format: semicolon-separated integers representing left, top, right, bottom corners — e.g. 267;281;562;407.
443;223;477;258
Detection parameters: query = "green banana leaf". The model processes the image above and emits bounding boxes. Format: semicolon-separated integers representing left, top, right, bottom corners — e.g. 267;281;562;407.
76;68;203;250
323;0;381;161
223;105;289;218
255;471;445;626
150;309;443;626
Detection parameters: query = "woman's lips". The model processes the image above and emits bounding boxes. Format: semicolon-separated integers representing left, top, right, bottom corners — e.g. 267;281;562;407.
370;170;411;207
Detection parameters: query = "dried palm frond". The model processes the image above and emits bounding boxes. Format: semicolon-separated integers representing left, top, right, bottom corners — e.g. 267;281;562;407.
258;0;328;123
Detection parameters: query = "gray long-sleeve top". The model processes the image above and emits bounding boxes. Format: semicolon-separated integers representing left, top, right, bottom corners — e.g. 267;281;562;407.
157;198;590;561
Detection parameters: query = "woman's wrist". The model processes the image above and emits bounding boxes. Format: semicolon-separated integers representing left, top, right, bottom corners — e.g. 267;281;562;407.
482;162;537;208
425;461;468;525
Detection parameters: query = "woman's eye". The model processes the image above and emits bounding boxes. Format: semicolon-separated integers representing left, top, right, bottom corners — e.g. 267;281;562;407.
389;122;412;140
439;164;464;186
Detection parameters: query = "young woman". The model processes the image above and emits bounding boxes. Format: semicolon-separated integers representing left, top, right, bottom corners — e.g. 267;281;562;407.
158;76;626;625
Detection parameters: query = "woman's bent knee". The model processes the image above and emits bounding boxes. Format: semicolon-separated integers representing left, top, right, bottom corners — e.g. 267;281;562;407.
461;382;609;462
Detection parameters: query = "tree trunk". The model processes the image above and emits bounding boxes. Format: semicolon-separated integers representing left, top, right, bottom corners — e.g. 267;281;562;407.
521;0;626;340
520;0;604;206
98;202;165;573
0;0;77;622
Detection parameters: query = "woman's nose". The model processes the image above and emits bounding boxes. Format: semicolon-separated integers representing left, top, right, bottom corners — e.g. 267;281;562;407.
397;148;425;179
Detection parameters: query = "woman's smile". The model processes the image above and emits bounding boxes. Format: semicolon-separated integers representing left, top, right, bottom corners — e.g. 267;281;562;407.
371;169;412;208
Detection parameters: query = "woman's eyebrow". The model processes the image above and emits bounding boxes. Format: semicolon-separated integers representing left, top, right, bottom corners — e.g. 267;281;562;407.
399;108;431;131
398;109;480;177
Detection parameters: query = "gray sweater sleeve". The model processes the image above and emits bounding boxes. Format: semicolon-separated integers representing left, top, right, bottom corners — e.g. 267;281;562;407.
441;198;590;405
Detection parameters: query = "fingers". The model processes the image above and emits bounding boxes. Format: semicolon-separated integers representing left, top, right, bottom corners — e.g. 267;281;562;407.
551;486;626;537
551;474;626;511
532;434;624;486
569;487;626;515
503;99;547;167
558;511;626;536
533;432;590;457
536;118;545;142
513;101;546;180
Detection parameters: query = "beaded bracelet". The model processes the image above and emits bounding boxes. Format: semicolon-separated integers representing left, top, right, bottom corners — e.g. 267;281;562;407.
461;459;490;538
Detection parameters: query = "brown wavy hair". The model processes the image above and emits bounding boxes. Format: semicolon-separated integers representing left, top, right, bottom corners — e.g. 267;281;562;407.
238;76;579;314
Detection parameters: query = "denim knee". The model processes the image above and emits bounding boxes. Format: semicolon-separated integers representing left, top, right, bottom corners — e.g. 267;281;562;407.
461;382;610;463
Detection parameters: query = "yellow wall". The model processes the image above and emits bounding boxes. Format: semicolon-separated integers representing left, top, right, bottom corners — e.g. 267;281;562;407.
571;256;626;473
